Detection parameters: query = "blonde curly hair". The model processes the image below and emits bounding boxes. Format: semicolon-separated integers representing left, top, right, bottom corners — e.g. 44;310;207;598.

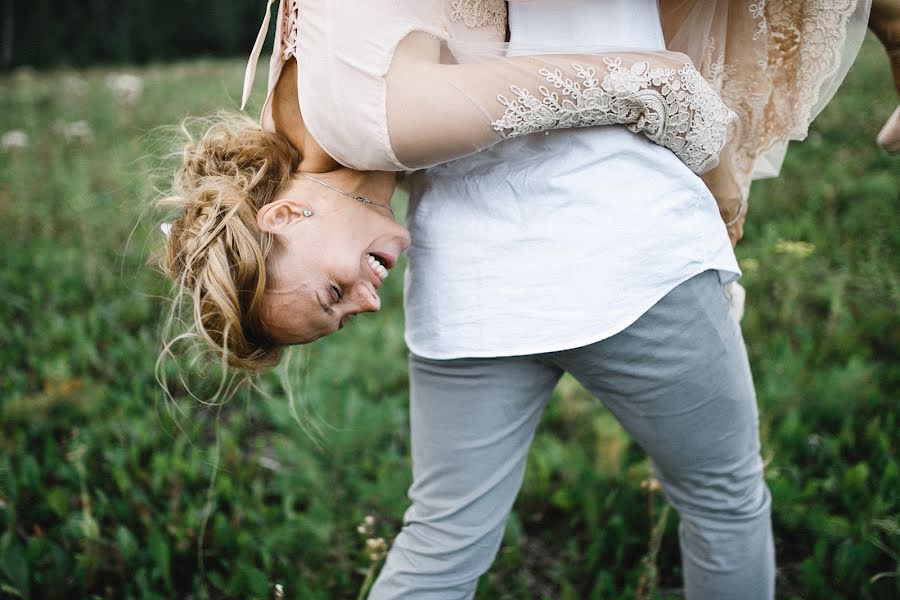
158;112;299;372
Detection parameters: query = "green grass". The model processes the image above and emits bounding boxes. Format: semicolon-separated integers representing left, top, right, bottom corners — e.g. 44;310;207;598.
1;37;898;599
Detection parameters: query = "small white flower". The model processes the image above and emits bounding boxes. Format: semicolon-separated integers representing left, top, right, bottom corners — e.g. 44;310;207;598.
62;73;89;97
57;120;94;143
258;455;282;471
105;73;144;105
1;130;29;151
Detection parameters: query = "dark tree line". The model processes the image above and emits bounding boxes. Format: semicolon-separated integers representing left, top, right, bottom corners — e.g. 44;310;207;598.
2;0;270;70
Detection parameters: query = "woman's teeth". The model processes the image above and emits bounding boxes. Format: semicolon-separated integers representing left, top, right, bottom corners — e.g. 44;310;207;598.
367;253;389;280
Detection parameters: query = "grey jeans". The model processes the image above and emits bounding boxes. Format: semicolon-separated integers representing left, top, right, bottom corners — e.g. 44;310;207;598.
370;270;774;599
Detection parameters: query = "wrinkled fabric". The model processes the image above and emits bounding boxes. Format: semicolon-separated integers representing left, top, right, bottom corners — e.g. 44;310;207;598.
375;271;774;600
243;1;872;230
243;0;734;174
403;0;739;360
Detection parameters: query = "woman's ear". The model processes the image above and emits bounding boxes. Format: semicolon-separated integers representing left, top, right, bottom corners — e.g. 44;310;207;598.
257;200;313;233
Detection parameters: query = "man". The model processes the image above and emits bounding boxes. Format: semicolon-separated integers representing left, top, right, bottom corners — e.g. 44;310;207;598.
369;0;895;598
370;1;768;598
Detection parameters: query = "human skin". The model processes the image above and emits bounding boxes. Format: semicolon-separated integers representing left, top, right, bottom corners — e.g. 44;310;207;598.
258;168;410;344
258;58;410;344
871;0;900;96
870;0;900;151
261;4;900;340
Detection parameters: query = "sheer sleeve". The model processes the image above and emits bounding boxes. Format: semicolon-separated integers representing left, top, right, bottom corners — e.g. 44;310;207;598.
659;0;873;234
385;34;735;173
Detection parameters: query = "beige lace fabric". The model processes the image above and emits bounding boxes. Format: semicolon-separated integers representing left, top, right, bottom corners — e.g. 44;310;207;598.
660;0;873;225
489;57;734;173
450;0;506;32
241;1;871;190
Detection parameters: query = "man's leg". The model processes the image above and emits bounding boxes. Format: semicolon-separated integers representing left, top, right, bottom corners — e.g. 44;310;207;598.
554;270;774;600
369;354;562;599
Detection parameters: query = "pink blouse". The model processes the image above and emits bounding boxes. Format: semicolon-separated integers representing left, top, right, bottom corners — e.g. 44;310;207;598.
242;0;734;174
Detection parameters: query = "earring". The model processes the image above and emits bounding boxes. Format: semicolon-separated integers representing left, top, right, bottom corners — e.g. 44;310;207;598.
302;209;313;217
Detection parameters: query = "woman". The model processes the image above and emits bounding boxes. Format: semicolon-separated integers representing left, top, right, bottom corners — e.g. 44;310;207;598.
161;0;738;369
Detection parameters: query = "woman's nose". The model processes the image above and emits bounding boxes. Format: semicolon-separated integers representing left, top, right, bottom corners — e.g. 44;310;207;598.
348;280;381;313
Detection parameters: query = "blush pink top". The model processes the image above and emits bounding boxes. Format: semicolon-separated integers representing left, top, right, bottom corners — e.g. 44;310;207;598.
242;0;734;174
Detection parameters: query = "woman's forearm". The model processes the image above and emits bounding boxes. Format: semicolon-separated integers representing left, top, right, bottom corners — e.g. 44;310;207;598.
386;43;734;173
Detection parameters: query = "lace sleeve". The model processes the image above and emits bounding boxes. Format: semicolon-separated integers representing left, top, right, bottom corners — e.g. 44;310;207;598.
386;35;735;173
660;0;873;231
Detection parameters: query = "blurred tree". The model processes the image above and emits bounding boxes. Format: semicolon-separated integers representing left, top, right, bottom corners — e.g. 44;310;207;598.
3;0;270;69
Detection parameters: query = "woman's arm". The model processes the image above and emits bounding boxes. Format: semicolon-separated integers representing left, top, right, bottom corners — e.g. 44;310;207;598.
385;33;734;173
870;0;900;152
701;154;746;247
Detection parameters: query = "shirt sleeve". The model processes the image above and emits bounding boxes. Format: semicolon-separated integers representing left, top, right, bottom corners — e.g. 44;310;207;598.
386;35;735;173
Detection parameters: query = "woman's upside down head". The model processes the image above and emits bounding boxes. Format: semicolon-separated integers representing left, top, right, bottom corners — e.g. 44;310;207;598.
157;113;409;372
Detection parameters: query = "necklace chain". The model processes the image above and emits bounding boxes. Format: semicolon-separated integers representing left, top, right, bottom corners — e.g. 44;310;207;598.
301;174;395;217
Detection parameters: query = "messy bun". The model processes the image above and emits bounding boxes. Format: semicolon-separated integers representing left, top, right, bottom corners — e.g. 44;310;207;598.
158;112;299;371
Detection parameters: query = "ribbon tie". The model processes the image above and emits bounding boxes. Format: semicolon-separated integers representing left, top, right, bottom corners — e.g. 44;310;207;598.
241;0;278;110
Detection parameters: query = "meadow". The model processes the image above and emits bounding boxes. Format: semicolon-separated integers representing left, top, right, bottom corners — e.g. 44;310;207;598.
0;36;898;599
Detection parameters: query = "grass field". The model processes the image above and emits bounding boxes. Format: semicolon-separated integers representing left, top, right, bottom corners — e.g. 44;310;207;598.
1;36;898;599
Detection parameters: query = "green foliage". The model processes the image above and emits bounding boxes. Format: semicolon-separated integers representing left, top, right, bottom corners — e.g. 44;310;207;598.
0;37;898;599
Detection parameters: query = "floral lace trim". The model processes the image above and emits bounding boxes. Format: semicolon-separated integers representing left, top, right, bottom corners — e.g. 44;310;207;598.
750;1;769;41
450;0;506;30
785;0;859;129
491;59;735;174
699;0;861;219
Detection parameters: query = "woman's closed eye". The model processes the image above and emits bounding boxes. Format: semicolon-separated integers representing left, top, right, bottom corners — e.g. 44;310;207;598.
330;284;343;303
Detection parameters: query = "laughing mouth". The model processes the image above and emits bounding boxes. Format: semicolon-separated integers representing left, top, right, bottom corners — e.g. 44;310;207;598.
367;253;389;280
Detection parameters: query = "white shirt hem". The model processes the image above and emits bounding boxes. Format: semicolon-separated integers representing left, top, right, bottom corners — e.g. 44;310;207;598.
404;264;740;360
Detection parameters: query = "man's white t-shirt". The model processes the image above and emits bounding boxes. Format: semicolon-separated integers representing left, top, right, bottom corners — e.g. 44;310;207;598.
403;0;741;359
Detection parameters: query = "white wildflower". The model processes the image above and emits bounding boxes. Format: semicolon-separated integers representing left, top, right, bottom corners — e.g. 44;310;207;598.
55;120;94;143
61;73;89;97
357;514;376;536
640;478;662;493
365;537;388;562
258;455;282;471
105;73;144;105
1;130;29;151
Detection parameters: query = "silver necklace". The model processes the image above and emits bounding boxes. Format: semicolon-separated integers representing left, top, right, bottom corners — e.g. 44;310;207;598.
301;174;395;218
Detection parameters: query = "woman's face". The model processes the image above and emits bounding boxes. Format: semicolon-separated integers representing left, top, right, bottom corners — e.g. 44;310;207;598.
259;173;410;344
